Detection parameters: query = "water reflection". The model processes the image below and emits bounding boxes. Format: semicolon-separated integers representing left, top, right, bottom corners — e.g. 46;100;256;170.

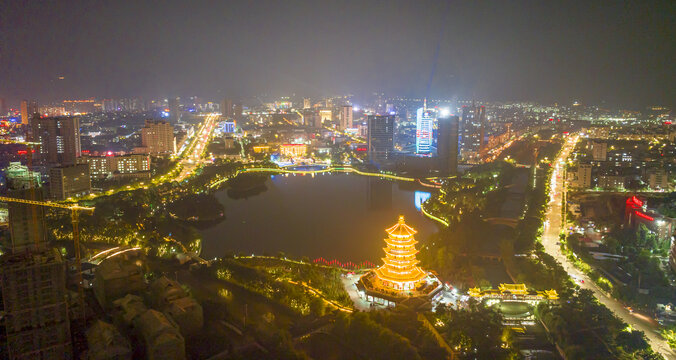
200;174;439;263
414;191;432;211
367;177;392;210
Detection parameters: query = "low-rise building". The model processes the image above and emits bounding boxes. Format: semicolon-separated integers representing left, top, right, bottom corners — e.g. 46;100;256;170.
78;154;150;179
86;320;131;360
598;175;625;190
112;294;147;332
94;257;146;310
149;277;203;336
134;309;185;360
649;169;670;190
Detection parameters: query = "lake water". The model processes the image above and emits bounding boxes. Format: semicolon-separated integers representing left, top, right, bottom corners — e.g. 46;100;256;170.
200;173;439;263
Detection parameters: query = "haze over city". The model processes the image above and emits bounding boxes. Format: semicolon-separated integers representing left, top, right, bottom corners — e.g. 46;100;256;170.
1;0;674;107
0;2;676;360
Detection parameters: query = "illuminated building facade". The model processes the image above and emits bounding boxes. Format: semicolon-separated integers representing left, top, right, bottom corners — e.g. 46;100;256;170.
280;144;307;158
49;164;91;200
373;216;426;290
357;216;441;307
416;102;435;155
32;116;82;166
78;154;150;179
319;109;332;124
340;105;353;131
139;120;174;155
459;104;485;160
367;114;395;166
221;98;233;118
62;99;96;114
20;99;38;125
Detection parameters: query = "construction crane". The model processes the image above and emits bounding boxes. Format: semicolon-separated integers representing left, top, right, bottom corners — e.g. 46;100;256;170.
0;196;95;321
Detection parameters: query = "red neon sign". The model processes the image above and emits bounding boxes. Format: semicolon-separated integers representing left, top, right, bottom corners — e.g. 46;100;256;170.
634;211;654;222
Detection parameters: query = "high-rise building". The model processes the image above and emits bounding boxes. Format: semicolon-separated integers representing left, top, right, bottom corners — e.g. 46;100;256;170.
32;116;82;166
367;114;395;166
3;162;45;252
303;98;311;109
591;141;607;161
437;115;459;175
140;120;174;155
168;97;180;122
576;163;592;188
49;164;91;200
233;103;243;122
319;109;332;124
340;105;353;131
0;162;73;359
20;100;28;124
220;98;233;119
0;97;6;116
20;99;38;125
1;248;73;359
459;104;486;160
416;101;435;155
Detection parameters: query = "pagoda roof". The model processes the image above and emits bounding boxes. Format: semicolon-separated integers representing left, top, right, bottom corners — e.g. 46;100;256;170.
383;247;418;257
382;257;420;268
374;266;426;283
384;237;418;247
386;215;418;238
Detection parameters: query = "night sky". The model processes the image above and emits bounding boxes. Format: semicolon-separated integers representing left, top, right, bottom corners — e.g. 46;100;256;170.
1;0;674;107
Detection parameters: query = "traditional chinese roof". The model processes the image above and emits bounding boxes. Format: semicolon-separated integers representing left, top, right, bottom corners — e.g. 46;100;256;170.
385;215;418;238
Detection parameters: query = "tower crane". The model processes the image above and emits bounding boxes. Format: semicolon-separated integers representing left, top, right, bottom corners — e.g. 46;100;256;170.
0;196;94;320
0;138;94;320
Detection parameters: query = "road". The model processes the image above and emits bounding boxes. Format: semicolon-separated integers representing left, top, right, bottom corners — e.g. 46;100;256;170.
175;113;219;182
541;134;676;359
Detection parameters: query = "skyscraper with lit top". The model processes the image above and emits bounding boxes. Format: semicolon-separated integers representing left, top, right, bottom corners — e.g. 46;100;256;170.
416;99;434;155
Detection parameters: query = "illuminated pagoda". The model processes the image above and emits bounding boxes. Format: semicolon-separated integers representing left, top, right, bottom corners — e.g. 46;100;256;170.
357;216;441;307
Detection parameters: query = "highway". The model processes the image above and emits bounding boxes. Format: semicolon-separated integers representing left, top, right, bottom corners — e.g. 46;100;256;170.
175;113;219;182
541;134;676;359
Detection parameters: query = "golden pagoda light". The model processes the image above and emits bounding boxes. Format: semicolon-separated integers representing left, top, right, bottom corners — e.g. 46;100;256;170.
372;215;427;291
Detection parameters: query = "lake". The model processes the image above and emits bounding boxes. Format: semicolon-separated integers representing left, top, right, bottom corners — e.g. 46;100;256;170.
200;173;439;263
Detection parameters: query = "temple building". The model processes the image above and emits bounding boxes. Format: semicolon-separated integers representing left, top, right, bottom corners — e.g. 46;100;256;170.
357;216;442;307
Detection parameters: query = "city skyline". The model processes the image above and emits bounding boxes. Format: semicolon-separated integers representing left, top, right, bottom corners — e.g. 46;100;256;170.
1;1;674;107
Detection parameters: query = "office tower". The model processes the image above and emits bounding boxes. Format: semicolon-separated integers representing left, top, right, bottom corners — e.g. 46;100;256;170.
0;97;5;116
32;116;81;166
340;105;353;130
459;104;485;159
221;98;233;119
367;114;395;166
303;98;311;109
437;116;459;175
168;97;180;122
416;100;435;155
233;103;243;121
140;120;175;154
49;164;91;200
